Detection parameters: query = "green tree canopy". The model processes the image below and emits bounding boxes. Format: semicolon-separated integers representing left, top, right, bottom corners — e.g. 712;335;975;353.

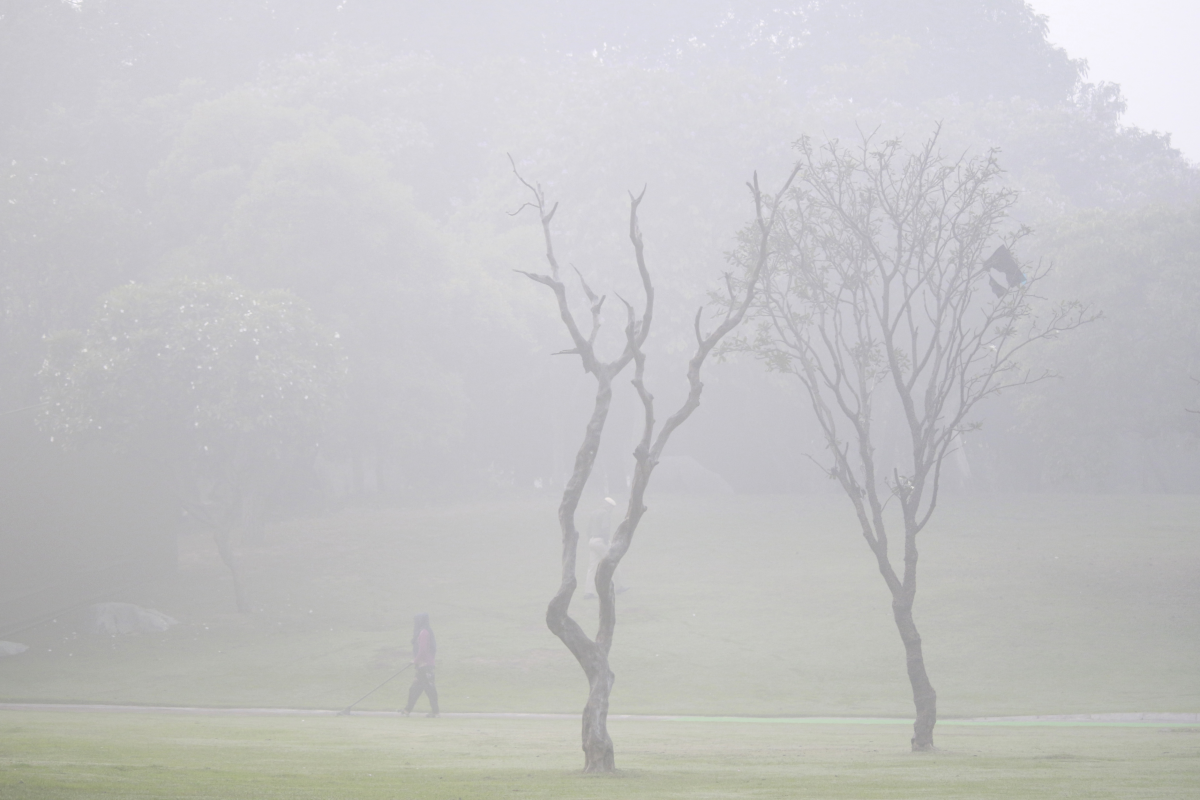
40;276;344;466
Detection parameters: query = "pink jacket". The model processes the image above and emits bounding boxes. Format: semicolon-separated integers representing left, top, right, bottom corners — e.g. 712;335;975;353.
414;628;435;667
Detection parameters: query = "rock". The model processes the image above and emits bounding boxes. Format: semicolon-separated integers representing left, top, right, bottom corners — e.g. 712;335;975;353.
0;641;28;657
89;602;179;636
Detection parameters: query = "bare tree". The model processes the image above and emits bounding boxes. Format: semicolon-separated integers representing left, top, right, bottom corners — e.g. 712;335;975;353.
734;129;1093;750
513;157;797;772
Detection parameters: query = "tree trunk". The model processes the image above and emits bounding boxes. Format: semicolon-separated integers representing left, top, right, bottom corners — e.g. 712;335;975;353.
892;597;936;750
351;444;365;496
514;166;786;774
240;487;266;547
546;582;620;772
214;524;250;614
582;663;616;772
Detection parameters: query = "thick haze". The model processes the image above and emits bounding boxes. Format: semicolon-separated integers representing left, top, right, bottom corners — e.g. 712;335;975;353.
0;2;1195;505
1;2;1198;710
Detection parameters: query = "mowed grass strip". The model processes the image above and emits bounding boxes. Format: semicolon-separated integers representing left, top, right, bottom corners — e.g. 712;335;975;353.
1;494;1198;718
2;710;1198;799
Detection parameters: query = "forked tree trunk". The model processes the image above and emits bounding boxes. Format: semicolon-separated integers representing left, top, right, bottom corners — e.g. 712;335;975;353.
542;371;623;772
892;596;936;750
545;573;619;772
516;162;793;773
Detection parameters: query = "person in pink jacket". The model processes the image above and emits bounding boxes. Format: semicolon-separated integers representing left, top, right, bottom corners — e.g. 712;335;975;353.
403;612;439;717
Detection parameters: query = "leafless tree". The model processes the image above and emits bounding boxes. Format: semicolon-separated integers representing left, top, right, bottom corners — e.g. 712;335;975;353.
733;129;1093;750
512;157;798;771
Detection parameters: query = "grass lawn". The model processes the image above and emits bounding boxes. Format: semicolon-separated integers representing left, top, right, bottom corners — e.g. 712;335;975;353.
2;709;1198;799
1;493;1197;722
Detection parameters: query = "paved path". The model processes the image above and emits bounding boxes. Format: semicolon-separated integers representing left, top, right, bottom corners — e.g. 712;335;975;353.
2;703;1197;727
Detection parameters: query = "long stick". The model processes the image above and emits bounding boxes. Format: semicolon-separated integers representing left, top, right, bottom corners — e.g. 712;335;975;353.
337;662;414;715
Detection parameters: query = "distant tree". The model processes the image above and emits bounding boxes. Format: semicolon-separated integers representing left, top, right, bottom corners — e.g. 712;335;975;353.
149;93;480;495
0;156;148;411
733;129;1093;749
40;276;344;612
774;0;1082;106
514;159;797;771
1018;201;1200;489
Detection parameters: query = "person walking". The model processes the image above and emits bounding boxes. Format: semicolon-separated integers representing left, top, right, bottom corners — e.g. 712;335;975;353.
402;612;439;717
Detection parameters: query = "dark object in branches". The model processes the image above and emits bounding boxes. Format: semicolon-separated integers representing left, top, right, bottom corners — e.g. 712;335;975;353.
510;154;797;772
985;244;1028;290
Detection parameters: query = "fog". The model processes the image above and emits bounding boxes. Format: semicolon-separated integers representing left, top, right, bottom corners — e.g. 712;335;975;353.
1;0;1198;772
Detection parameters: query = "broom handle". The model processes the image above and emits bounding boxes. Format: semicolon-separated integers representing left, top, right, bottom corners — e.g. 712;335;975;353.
341;661;414;713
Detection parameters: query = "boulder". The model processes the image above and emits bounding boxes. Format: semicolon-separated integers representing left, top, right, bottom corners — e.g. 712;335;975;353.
89;602;179;636
0;640;28;657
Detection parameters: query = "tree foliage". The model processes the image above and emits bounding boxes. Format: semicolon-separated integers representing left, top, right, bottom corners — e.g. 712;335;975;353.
40;276;343;466
39;276;345;610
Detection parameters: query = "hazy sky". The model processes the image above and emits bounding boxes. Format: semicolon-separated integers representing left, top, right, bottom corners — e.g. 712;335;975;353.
1031;0;1199;161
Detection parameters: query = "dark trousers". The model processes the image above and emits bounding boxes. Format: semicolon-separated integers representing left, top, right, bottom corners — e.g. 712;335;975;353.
406;665;438;714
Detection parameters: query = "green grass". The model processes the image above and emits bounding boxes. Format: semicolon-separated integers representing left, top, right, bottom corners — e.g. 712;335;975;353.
1;494;1198;720
2;710;1198;799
